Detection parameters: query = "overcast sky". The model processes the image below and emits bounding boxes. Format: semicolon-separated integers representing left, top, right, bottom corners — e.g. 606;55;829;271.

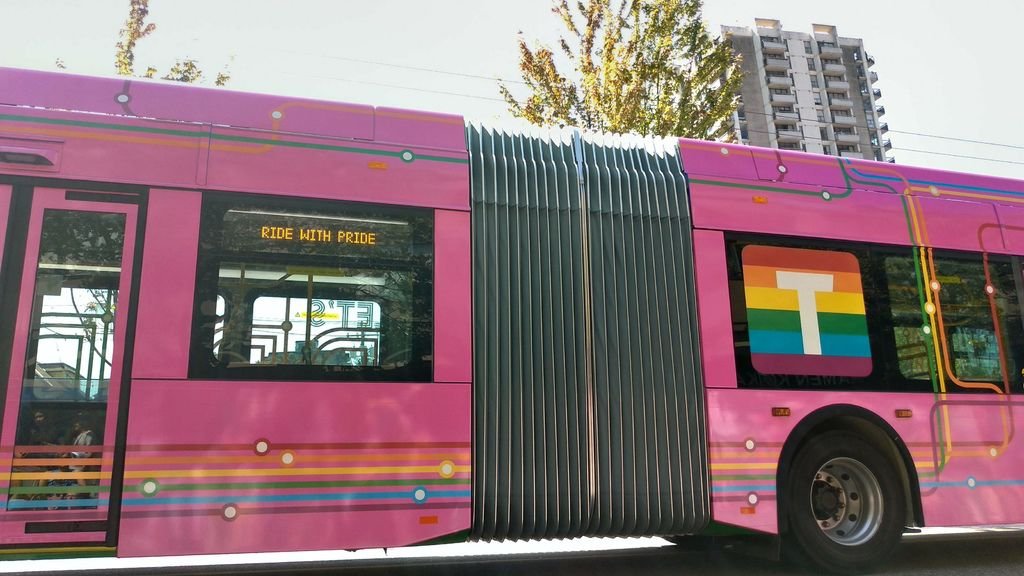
2;1;1021;178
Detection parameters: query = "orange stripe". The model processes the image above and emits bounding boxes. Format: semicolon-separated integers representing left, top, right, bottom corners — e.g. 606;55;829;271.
743;266;863;293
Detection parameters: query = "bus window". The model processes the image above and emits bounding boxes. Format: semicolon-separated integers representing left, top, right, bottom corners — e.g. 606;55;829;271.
883;255;932;381
189;195;433;382
930;254;1024;388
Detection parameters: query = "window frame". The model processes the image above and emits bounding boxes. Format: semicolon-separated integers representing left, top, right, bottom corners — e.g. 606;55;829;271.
188;192;435;383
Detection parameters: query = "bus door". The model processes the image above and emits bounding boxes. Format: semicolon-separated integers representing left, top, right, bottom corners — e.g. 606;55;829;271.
0;187;139;546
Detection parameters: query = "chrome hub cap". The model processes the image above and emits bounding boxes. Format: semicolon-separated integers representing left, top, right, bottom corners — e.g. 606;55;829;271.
810;457;883;546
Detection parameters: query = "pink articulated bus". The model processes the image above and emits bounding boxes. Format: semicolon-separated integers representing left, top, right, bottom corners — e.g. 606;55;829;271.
1;67;1023;573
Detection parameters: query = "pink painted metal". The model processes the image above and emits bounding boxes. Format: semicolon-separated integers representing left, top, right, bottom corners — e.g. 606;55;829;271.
132;190;203;380
118;380;471;557
0;67;469;212
691;230;736;390
0;188;138;545
434;210;472;383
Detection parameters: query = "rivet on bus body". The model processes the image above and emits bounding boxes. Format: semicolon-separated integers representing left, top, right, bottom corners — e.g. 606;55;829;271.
744;439;756;451
254;439;270;455
924;303;935;315
116;94;130;104
281;451;295;465
271;110;283;120
777;164;787;174
747;493;759;505
821;190;832;201
223;504;239;520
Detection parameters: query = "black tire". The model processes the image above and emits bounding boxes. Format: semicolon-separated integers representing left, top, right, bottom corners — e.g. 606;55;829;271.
783;431;905;574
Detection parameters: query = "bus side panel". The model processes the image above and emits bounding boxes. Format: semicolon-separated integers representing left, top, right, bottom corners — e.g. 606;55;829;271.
434;210;471;383
118;380;471;557
692;230;736;389
0;108;203;188
132;189;202;379
206;126;469;211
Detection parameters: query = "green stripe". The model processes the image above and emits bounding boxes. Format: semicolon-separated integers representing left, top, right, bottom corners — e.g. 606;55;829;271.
746;310;866;335
747;309;800;331
0;550;116;561
138;477;467;493
819;312;868;335
0;113;467;165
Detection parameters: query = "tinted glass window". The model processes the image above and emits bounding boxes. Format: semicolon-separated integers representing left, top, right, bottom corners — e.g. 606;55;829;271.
190;195;433;381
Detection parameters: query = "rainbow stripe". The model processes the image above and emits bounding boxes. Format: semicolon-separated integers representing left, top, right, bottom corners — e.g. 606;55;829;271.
742;246;872;376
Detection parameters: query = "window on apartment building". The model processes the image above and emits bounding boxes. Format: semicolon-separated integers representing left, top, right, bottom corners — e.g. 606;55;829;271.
816;111;826;122
807;58;816;70
804;41;812;54
820;128;829;141
770;88;792;95
866;118;876;129
814;93;822;105
810;76;819;88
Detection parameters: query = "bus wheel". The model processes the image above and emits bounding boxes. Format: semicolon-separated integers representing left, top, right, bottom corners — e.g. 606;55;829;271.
784;431;905;574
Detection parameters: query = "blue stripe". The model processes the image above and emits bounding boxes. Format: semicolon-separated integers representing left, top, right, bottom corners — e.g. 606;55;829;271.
749;330;803;355
711;485;776;494
7;499;107;510
851;168;1024;197
123;489;472;506
820;334;871;358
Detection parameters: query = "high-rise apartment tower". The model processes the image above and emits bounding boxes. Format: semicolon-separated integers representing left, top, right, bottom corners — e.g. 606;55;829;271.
723;19;891;162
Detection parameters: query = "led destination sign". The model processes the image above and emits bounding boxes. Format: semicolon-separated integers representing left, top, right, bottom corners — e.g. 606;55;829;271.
259;226;378;246
221;208;413;258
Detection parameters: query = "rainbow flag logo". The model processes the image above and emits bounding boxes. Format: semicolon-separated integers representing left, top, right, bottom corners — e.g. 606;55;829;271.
742;245;872;377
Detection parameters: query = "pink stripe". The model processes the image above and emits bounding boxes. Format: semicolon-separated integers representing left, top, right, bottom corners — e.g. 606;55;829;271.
751;353;872;377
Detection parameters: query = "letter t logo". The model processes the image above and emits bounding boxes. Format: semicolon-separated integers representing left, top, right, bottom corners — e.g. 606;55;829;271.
775;271;834;355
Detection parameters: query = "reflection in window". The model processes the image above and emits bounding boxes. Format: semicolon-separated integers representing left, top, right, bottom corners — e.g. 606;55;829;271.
11;209;122;509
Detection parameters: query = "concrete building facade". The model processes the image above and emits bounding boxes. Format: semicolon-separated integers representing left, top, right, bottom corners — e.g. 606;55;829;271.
723;19;891;162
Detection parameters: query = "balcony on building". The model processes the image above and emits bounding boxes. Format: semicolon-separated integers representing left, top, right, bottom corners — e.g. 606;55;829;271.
825;79;851;92
869;71;879;83
818;43;843;59
764;57;790;71
876;105;886;116
833;114;856;126
770;92;797;105
835;131;860;144
761;38;787;54
879;122;889;133
773;110;800;124
883;139;892;150
873;88;882;99
866;53;876;67
828;96;854;109
776;128;803;142
766;74;793;88
824;63;846;74
886;155;896;163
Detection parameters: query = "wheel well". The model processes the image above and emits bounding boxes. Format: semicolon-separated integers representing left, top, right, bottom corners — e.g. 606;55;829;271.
776;405;923;534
